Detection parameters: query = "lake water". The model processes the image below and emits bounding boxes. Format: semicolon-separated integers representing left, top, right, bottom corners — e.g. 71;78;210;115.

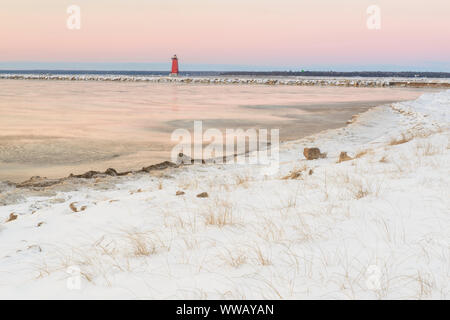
0;79;431;182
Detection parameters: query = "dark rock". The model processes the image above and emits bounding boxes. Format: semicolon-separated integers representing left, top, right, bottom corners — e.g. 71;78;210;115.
5;213;18;223
303;148;327;160
16;176;62;188
104;168;118;176
69;202;87;213
196;192;209;198
338;152;353;163
117;171;132;176
72;171;101;179
141;161;177;172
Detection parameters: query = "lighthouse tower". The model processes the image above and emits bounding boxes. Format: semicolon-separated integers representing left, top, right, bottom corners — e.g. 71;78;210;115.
170;55;179;76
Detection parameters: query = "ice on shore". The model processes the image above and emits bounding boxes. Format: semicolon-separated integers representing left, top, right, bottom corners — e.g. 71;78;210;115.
0;90;449;299
1;73;450;88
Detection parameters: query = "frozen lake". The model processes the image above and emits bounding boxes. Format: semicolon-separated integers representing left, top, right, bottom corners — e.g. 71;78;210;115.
0;79;432;182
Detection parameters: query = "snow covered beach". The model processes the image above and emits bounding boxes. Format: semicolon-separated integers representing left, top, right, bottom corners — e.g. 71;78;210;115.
0;90;449;299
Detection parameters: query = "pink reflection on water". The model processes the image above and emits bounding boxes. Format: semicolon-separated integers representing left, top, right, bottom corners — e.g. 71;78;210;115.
0;80;430;182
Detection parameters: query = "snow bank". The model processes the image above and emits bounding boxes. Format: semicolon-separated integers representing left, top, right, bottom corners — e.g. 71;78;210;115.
0;90;449;299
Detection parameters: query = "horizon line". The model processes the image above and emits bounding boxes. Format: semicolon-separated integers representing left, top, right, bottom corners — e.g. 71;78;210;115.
1;69;449;73
0;61;449;73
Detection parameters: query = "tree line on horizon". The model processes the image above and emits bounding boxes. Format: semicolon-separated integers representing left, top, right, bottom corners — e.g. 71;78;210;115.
219;71;450;78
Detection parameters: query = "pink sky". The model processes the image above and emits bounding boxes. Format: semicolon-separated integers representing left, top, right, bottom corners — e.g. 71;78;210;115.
1;0;449;70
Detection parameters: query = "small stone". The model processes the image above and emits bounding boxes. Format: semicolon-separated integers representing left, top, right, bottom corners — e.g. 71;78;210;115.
303;148;327;160
37;222;45;227
104;168;118;176
196;192;209;198
69;203;78;212
176;191;185;196
5;213;18;223
69;202;87;213
338;152;353;163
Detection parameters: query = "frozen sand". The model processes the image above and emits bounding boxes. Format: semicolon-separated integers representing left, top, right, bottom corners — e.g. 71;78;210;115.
0;90;449;299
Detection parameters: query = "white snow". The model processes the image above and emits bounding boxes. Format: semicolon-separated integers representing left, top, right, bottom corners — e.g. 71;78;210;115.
0;90;449;299
1;73;449;88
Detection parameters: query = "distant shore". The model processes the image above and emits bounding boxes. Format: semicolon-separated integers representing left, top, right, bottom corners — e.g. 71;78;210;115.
1;70;450;78
1;73;450;88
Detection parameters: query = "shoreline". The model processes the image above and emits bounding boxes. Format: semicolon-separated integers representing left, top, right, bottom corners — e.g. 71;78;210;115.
3;85;420;184
1;74;450;88
1;98;402;188
0;92;430;200
0;99;379;204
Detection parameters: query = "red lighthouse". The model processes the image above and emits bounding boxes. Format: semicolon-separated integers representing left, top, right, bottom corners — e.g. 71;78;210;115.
170;54;179;76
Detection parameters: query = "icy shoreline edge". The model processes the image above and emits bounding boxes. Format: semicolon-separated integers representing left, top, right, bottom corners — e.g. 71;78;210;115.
1;73;450;88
